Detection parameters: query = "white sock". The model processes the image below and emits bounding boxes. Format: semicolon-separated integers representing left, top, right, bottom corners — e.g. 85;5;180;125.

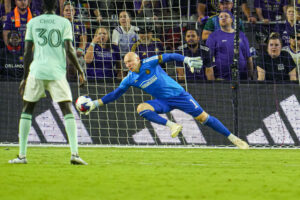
166;120;176;128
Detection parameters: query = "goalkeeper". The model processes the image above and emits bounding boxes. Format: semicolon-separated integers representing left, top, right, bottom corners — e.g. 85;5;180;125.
83;52;249;149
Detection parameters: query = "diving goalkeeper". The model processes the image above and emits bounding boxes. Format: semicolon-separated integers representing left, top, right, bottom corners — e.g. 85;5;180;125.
82;52;249;149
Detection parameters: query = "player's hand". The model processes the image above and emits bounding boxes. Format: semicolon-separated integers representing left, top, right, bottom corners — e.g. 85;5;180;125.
184;57;203;73
78;72;86;88
83;100;97;115
19;79;26;96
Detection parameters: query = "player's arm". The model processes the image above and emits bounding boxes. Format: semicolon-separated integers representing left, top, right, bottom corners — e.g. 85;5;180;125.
19;41;34;96
83;87;128;115
65;40;86;86
160;53;203;72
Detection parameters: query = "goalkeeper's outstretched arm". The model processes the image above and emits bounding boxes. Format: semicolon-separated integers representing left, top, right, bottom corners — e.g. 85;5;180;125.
84;87;127;115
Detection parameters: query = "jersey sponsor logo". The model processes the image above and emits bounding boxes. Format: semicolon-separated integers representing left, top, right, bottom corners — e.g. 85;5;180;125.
277;64;284;71
200;45;209;51
222;40;227;42
139;75;157;89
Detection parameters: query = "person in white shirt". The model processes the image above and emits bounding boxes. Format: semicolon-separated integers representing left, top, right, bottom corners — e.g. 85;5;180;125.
112;11;139;58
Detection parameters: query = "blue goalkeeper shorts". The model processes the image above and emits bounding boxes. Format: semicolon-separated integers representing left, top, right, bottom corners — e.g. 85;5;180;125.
145;91;204;117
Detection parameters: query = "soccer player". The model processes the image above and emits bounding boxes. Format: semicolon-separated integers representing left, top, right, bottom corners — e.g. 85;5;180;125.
82;52;249;149
9;0;88;165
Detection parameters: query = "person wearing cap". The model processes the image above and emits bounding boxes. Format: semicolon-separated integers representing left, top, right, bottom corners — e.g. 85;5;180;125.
201;0;245;41
2;0;39;47
131;25;164;60
282;31;300;70
197;0;256;24
0;30;23;80
206;10;253;80
257;32;297;82
176;28;214;81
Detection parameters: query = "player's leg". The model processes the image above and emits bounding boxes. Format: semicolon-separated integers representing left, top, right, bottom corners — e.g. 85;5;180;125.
9;75;45;164
169;92;249;149
137;100;182;137
195;112;249;149
9;101;36;164
48;79;87;165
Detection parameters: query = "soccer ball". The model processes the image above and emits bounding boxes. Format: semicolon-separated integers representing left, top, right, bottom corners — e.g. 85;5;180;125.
75;96;92;112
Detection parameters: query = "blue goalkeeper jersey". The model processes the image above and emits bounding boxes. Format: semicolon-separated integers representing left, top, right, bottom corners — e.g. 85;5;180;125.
119;54;185;99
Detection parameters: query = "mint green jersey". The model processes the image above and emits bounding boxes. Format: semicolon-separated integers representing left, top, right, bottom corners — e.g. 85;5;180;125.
25;14;73;80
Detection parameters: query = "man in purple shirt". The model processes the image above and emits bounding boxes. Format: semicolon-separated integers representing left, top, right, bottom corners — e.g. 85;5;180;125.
3;0;39;47
206;10;253;80
254;0;288;22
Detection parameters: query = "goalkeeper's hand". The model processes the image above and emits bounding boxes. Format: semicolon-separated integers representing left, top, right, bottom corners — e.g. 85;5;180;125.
184;57;203;73
82;100;99;115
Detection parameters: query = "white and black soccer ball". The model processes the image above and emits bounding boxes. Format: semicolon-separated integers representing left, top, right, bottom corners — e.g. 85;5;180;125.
75;96;92;112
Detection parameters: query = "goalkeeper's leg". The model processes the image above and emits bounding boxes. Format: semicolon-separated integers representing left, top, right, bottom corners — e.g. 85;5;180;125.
9;101;36;164
195;111;249;149
137;102;182;138
59;102;87;165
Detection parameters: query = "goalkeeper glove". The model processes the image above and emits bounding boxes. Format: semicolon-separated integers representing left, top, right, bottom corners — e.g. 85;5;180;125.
83;100;99;115
184;57;203;73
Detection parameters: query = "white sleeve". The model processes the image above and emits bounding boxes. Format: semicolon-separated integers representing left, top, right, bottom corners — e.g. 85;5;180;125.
63;20;73;41
112;29;120;45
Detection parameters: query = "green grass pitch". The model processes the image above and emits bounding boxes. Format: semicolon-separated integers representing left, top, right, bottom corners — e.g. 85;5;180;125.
1;146;300;200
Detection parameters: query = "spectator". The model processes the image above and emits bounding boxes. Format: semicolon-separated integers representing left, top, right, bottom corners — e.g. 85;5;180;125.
3;0;39;47
198;0;256;24
134;0;167;18
206;10;253;80
0;31;23;80
4;0;64;15
202;0;245;41
131;25;164;60
30;0;64;14
112;11;139;58
257;32;297;82
255;0;288;23
84;27;122;79
176;28;214;81
277;5;300;47
282;31;300;70
63;1;86;57
1;1;4;19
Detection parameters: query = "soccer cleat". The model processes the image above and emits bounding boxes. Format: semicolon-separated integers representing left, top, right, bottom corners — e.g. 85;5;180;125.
9;155;27;164
170;124;183;138
70;154;88;165
232;138;249;149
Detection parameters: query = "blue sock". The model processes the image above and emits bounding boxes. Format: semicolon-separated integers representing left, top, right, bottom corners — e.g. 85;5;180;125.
139;110;167;125
204;116;231;137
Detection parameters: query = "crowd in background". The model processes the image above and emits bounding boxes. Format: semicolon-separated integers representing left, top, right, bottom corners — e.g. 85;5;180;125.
0;0;299;83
